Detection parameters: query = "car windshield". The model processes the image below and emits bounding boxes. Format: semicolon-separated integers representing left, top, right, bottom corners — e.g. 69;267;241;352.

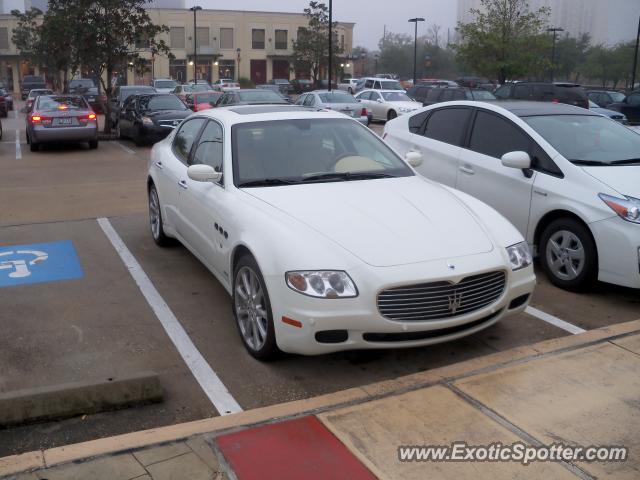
380;80;404;90
382;92;411;101
190;84;209;92
155;80;177;89
232;118;413;186
470;90;496;100
38;96;87;111
318;92;356;103
139;95;187;111
523;114;640;165
237;90;287;103
122;88;154;101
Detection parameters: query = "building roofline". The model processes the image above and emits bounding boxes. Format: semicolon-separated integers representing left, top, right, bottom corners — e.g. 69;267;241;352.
147;7;355;25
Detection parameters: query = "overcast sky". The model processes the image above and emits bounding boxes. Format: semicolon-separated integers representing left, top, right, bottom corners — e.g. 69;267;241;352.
185;0;458;50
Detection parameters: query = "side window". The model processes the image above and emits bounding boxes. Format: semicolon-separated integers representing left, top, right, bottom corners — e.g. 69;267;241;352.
426;88;441;102
628;94;640;106
373;81;381;89
533;85;554;100
191;121;224;174
469;111;531;159
408;111;429;134
296;94;306;105
422;108;471;146
513;84;532;99
365;80;374;88
358;91;371;101
303;94;315;106
453;90;466;100
493;84;512;99
530;142;562;177
441;90;455;101
172;118;206;164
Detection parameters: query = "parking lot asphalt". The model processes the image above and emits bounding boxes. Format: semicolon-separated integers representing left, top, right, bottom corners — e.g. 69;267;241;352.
1;103;638;458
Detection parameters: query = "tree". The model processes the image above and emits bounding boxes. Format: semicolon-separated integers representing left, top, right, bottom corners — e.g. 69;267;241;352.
553;33;590;82
455;0;550;83
40;0;172;133
291;1;343;84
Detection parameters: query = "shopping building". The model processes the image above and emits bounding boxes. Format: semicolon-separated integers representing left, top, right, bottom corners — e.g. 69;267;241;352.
0;7;355;93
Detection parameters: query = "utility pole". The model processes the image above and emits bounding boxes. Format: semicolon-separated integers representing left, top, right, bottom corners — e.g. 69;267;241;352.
547;26;564;82
632;16;640;90
328;0;333;91
190;6;202;82
408;17;425;85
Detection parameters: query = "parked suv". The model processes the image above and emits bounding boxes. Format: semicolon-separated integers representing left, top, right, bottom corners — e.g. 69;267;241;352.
109;85;156;127
421;86;496;107
66;78;104;113
20;75;46;100
355;77;404;93
494;82;588;109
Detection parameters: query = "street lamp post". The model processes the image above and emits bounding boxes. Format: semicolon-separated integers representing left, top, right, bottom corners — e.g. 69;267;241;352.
236;48;242;81
631;16;640;90
190;6;202;82
328;0;333;91
547;27;564;82
408;17;425;86
374;54;379;75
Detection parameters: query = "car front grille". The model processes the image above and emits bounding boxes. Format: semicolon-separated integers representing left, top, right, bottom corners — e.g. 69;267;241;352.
377;271;506;322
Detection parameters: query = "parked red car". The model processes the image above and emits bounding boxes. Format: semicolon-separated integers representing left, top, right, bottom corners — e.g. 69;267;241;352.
185;91;223;112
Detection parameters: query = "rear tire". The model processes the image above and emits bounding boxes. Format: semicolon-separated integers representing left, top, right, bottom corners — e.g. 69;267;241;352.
232;255;280;360
133;125;144;147
89;140;98;149
30;141;39;152
148;184;172;247
539;218;597;292
387;110;397;121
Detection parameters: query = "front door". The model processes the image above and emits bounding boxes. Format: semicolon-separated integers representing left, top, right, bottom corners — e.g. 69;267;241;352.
456;109;535;236
250;60;267;85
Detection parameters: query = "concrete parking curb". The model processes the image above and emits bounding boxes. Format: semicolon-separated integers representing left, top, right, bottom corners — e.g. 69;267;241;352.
0;371;162;428
1;319;639;477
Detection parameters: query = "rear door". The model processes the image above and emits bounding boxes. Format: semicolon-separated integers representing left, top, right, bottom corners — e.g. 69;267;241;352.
408;106;472;187
456;109;536;235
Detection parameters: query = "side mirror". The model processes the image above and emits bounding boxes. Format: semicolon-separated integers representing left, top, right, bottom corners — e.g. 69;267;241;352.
376;98;383;103
187;164;222;183
405;151;423;167
501;151;531;169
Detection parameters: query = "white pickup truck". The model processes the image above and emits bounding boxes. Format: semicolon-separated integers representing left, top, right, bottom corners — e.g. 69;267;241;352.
338;78;360;94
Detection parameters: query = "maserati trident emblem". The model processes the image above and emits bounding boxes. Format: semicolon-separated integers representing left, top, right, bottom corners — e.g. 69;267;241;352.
448;290;462;314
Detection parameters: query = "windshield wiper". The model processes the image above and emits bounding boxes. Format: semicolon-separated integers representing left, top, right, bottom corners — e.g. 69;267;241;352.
237;178;298;187
610;158;640;166
302;172;396;183
570;159;607;166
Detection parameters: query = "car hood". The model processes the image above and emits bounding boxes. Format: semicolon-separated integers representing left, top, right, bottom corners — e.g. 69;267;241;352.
582;166;640;198
387;101;421;110
244;177;494;267
143;110;192;121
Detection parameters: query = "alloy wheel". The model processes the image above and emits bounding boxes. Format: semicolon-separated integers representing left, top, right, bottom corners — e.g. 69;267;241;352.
234;266;268;352
545;229;585;281
148;187;161;240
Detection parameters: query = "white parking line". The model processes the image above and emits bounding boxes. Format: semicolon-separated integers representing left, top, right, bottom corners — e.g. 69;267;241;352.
525;306;586;335
115;141;135;155
97;217;242;415
15;130;21;160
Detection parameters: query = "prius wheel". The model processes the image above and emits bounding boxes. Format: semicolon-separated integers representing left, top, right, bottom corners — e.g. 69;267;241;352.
148;184;172;247
540;218;597;291
233;255;279;360
387;110;397;121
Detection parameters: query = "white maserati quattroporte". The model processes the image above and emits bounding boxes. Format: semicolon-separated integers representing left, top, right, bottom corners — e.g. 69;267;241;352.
147;105;536;359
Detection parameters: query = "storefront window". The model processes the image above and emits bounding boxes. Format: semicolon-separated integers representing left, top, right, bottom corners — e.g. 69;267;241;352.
170;59;187;83
218;60;235;81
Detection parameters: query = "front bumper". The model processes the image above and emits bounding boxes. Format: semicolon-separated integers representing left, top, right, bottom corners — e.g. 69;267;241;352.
267;251;536;355
590;216;640;289
32;124;97;143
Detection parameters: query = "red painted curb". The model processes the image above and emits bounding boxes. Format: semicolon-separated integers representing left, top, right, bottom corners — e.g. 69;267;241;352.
216;415;376;480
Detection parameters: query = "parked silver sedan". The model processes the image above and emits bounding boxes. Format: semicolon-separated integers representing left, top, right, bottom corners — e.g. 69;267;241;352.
26;95;98;151
295;90;369;125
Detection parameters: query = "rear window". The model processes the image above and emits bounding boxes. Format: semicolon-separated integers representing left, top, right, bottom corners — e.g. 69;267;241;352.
195;93;222;104
24;76;44;83
155;80;178;89
237;90;287;103
380;80;403;90
470;90;496;100
557;86;587;101
38;96;87;111
69;79;96;88
318;92;356;103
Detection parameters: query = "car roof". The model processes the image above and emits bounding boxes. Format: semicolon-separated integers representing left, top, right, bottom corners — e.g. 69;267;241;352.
450;100;600;117
358;89;406;93
197;104;350;121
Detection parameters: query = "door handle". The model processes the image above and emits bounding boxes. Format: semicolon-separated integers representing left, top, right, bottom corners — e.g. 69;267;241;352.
155;161;163;169
459;165;475;175
178;180;188;189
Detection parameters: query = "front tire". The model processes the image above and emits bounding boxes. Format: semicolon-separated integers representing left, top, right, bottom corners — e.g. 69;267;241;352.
539;218;597;291
233;255;279;360
148;184;172;247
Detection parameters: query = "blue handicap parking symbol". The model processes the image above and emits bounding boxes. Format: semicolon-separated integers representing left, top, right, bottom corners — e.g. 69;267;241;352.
0;240;84;288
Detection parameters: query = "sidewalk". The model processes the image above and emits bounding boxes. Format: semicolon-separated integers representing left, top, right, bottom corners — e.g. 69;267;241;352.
2;319;639;480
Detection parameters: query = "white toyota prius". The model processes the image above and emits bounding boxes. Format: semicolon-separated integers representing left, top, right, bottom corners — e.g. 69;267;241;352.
147;105;535;359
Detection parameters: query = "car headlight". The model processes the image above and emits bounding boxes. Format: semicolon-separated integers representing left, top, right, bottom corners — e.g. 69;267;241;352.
285;271;358;298
507;242;532;271
399;107;413;113
599;193;640;223
142;116;154;126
